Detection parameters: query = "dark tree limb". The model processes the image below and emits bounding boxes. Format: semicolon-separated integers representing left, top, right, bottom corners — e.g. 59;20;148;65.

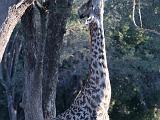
1;26;22;120
0;1;35;118
42;0;73;119
0;0;35;62
21;5;44;120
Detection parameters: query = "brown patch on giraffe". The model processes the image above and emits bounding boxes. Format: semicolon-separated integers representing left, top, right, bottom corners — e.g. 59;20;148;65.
96;36;100;40
94;51;98;55
100;82;106;88
93;54;97;58
96;70;99;74
95;78;99;84
100;41;104;48
97;41;100;46
100;71;105;78
94;45;98;50
101;34;103;39
102;62;106;68
99;62;102;67
99;55;104;60
98;48;103;53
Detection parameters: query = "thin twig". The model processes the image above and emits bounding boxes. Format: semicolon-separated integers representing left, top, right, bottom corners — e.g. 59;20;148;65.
138;0;142;28
132;0;160;36
136;27;160;36
132;0;138;27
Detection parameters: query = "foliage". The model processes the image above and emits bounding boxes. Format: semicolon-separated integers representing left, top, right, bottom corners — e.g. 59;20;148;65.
57;0;160;120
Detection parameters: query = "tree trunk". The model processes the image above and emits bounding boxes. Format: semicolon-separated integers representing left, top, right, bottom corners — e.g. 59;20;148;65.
42;0;73;119
0;0;73;119
21;6;44;120
0;20;22;120
21;1;73;120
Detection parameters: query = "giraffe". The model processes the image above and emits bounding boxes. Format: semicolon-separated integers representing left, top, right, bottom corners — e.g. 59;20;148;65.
55;0;111;119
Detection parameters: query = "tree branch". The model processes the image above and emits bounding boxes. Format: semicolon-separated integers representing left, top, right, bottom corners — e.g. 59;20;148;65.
132;0;138;27
132;0;160;36
138;0;142;28
1;27;22;120
137;27;160;36
0;0;35;62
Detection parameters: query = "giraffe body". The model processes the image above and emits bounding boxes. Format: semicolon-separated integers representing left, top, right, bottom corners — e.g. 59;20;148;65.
55;16;111;120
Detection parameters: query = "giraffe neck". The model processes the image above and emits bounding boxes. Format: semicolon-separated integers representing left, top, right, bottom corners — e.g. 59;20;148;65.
89;20;109;88
86;18;111;112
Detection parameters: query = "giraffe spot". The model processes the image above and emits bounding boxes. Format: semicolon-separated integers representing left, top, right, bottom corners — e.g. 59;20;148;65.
66;114;71;119
96;36;100;40
94;45;98;49
102;63;106;68
90;99;97;108
93;54;97;58
90;76;95;81
93;27;97;32
86;89;92;95
99;62;102;67
91;58;94;61
95;79;99;84
100;82;106;88
100;72;104;78
97;32;101;36
101;35;103;39
98;48;103;53
99;55;104;60
71;109;75;115
94;51;98;55
101;41;104;48
97;41;100;46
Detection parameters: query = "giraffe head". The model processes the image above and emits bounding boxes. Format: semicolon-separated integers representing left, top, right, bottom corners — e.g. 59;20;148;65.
85;14;102;48
85;14;100;28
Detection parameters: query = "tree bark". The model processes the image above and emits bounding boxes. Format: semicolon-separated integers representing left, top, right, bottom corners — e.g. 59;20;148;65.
0;0;73;119
0;0;35;62
0;24;22;120
21;5;44;120
42;0;73;119
21;1;73;119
